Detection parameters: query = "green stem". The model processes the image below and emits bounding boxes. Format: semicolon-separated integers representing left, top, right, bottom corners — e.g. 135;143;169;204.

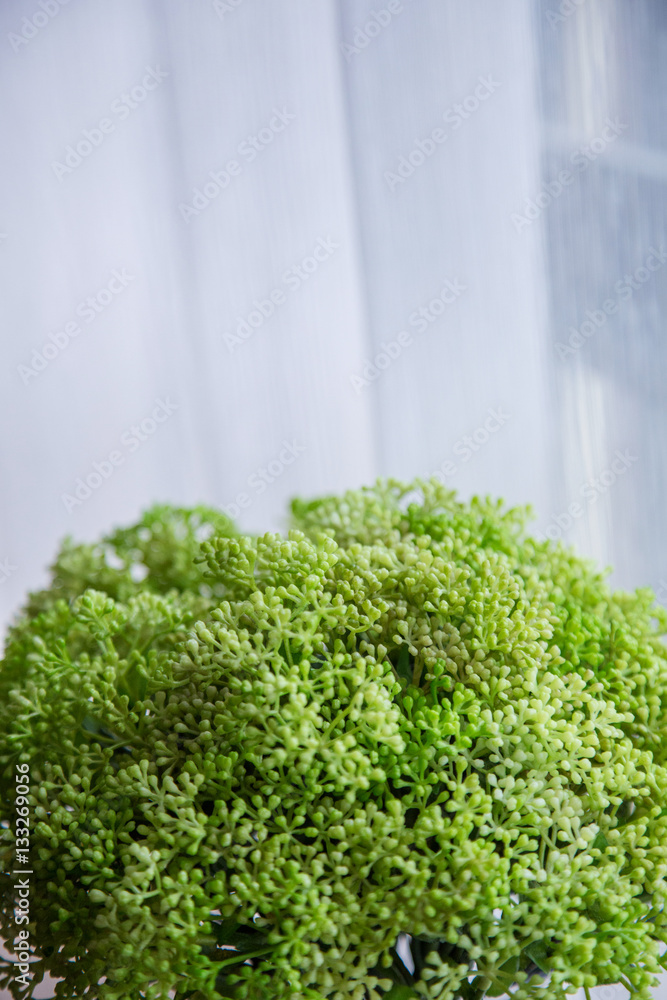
215;946;274;970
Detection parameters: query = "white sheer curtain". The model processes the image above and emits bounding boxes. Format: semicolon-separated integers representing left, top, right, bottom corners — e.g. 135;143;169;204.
536;2;667;598
1;3;666;990
0;0;375;636
0;0;553;633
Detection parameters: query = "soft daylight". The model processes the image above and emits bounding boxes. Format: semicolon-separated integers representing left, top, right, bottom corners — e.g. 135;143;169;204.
1;2;665;999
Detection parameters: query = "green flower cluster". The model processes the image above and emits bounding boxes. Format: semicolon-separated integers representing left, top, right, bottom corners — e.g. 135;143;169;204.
2;482;667;1000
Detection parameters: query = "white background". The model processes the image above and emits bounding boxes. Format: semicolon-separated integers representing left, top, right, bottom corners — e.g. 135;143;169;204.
0;1;666;996
2;0;665;626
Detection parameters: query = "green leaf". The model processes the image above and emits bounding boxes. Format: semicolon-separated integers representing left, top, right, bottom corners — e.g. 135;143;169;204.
591;831;608;851
81;714;123;743
409;937;428;977
395;644;412;684
122;660;148;704
213;919;268;952
498;955;519;975
383;986;419;1000
485;976;514;997
615;801;635;827
523;940;551;973
459;977;487;1000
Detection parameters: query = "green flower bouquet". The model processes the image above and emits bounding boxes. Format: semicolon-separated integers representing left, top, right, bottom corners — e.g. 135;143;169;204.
1;479;667;1000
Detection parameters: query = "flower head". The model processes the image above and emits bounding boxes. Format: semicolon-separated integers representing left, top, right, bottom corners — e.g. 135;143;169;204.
1;484;667;1000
